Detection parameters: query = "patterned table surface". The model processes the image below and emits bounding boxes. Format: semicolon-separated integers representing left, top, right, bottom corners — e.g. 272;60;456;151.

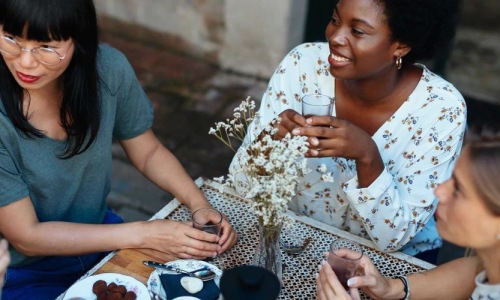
162;179;433;299
66;178;434;300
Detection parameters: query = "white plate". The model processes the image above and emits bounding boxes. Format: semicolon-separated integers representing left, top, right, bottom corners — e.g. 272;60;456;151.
147;259;222;300
63;273;149;300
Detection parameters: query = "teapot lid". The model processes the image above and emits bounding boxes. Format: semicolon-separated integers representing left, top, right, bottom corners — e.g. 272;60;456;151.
219;265;281;300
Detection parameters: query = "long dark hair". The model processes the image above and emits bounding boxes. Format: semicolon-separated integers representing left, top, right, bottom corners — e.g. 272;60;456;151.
0;0;100;159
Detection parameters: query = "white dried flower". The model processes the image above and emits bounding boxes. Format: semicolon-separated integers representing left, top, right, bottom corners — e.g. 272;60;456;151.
210;97;333;227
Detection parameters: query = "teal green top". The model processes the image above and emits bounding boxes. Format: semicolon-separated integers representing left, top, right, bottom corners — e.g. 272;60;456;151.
0;44;154;266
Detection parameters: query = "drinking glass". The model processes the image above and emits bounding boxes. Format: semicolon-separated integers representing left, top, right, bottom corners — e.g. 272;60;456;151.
327;238;363;290
301;94;334;117
191;207;223;237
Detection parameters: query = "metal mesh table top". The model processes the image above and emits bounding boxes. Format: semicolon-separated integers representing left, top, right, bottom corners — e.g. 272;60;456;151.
154;179;434;300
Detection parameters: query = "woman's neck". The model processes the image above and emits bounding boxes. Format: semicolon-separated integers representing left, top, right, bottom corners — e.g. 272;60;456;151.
23;80;63;111
337;65;421;107
25;79;62;101
477;248;500;284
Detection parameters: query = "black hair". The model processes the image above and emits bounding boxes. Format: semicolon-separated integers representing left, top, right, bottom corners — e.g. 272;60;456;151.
376;0;462;66
0;0;100;159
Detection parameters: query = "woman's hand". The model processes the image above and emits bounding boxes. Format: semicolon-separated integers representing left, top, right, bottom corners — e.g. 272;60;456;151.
218;214;238;254
186;205;238;255
0;238;10;286
342;253;393;300
317;253;393;300
144;219;222;260
144;216;237;259
292;116;376;161
317;260;361;300
292;115;384;187
272;109;307;140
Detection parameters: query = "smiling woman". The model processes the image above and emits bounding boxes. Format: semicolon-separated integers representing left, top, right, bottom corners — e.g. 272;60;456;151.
0;33;75;89
230;0;465;264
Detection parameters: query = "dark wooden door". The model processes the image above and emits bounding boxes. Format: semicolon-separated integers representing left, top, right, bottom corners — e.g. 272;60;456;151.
304;0;338;43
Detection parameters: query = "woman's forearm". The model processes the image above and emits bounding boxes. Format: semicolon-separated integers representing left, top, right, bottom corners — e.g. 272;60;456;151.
121;130;212;212
11;221;147;256
142;145;211;211
405;256;479;299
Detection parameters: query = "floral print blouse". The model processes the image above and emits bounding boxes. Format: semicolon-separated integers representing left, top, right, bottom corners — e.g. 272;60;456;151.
230;43;467;255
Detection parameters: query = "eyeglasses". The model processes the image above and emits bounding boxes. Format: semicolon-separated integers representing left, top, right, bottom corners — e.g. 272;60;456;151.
0;35;67;66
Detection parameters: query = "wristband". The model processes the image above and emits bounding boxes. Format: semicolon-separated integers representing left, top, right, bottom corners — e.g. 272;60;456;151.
395;276;410;300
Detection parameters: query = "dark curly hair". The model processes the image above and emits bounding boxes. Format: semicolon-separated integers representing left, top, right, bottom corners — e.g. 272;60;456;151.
376;0;462;65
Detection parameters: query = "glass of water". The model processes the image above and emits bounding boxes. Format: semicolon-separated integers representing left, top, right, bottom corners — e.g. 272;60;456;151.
301;94;334;117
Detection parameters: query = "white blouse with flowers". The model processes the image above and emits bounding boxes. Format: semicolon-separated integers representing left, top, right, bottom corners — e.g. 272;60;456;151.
230;43;467;255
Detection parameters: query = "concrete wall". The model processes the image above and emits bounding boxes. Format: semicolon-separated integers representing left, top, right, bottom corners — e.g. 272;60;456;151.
95;0;224;54
445;0;500;104
94;0;308;78
94;0;500;103
220;0;307;77
460;0;500;30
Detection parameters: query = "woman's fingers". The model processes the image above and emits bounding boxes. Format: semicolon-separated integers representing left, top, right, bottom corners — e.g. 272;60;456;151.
349;288;362;300
317;261;354;299
218;218;231;244
218;219;238;253
154;213;238;259
274;109;307;139
317;264;331;300
159;221;219;258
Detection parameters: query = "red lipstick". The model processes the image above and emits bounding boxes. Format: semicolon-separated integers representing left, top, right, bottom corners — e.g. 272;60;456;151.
16;71;41;83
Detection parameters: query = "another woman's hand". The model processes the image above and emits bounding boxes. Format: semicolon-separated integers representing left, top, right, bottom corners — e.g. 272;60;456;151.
145;219;221;260
0;238;10;286
218;214;238;254
317;260;361;300
317;253;393;300
272;109;307;140
343;254;393;300
292;116;376;161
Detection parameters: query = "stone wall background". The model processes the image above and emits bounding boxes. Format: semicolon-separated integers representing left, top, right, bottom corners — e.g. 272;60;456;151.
95;0;499;104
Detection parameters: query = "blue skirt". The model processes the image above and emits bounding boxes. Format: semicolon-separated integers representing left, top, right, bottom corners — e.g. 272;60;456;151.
2;208;124;300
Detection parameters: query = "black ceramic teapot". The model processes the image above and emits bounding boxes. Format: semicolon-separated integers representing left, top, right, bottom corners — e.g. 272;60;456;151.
219;265;281;300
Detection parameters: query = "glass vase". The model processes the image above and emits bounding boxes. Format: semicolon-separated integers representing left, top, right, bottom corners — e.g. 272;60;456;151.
252;222;283;281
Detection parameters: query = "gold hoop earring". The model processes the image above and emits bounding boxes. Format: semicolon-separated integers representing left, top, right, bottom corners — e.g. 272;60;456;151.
396;55;403;70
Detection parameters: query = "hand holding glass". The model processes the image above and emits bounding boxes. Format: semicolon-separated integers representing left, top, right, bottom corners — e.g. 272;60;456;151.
191;208;223;260
191;208;223;237
327;238;363;290
301;94;334;117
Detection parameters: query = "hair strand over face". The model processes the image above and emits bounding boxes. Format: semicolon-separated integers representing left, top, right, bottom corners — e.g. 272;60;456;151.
468;139;500;216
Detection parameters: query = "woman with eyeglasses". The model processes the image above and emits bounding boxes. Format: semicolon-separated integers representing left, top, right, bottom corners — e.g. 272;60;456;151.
0;0;237;299
317;137;500;299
